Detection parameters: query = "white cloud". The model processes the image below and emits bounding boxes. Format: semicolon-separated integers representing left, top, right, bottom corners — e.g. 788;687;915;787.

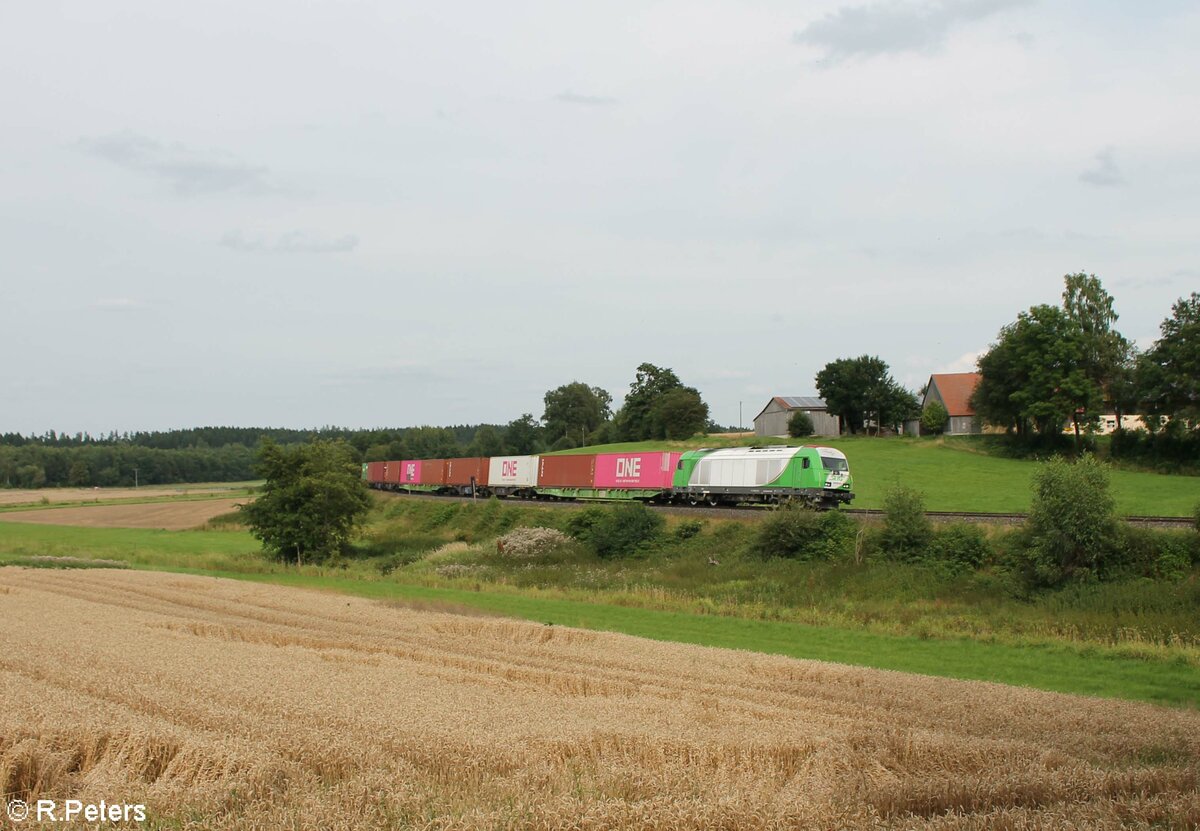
1079;148;1126;187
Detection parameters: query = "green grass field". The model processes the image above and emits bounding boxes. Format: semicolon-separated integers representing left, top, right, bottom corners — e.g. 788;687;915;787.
2;516;1198;708
552;435;1200;515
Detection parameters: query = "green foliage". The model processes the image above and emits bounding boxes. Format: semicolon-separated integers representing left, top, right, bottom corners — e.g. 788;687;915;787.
239;438;371;565
673;519;704;540
1137;292;1200;426
787;411;815;438
1195;501;1200;534
752;506;855;561
1020;455;1119;586
973;303;1102;435
504;414;541;455
542;382;612;446
927;524;991;573
815;355;919;435
879;485;932;560
614;363;710;441
920;401;949;435
564;503;664;558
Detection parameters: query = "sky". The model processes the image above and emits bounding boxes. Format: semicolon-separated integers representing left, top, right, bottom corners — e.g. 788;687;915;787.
1;0;1197;435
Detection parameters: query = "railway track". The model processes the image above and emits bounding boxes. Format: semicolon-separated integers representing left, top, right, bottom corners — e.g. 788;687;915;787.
372;490;1196;528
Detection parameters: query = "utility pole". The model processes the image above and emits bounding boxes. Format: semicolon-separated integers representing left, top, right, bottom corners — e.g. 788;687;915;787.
739;401;743;433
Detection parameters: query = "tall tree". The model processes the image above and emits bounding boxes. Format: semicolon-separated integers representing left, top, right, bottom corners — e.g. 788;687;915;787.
504;413;541;455
1137;292;1200;427
542;382;612;445
1061;272;1132;435
650;387;710;439
614;363;684;441
469;425;505;457
815;355;915;434
239;439;371;566
972;305;1100;435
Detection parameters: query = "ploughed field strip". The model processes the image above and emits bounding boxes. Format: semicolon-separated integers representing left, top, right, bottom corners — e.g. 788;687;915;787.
0;497;246;530
1;569;1197;830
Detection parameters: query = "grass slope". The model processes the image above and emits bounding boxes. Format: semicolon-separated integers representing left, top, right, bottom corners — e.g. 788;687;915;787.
553;436;1200;516
1;519;1197;707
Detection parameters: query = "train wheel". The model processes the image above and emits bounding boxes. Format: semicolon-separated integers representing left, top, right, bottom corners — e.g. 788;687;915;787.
706;496;720;507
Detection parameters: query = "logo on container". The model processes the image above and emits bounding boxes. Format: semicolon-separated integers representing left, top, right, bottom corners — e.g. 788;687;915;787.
501;460;519;477
614;457;641;479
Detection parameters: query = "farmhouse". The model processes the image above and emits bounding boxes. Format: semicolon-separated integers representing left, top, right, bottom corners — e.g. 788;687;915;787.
922;372;982;435
753;397;840;437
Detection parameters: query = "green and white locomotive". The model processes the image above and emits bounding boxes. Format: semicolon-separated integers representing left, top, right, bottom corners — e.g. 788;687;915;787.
673;445;853;508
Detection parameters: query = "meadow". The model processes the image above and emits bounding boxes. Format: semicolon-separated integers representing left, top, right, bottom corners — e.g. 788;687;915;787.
1;567;1197;830
552;435;1200;515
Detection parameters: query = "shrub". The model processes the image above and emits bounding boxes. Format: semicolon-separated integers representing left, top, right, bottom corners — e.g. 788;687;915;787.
1194;501;1200;534
1021;455;1119;587
753;506;855;561
920;401;949;434
879;485;932;560
673;519;704;540
495;527;572;560
927;524;991;573
787;411;814;438
567;503;664;558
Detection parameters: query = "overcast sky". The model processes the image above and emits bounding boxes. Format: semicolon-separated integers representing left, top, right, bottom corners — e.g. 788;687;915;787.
2;1;1197;435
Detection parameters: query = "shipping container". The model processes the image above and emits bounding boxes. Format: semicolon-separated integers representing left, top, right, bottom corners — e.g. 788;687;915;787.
383;460;402;485
593;452;681;490
366;461;386;485
537;454;596;489
446;457;490;487
416;458;448;486
398;460;422;485
487;455;539;489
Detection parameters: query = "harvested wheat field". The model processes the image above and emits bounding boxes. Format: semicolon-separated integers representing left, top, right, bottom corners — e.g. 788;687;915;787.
0;485;252;508
0;498;245;530
1;569;1197;830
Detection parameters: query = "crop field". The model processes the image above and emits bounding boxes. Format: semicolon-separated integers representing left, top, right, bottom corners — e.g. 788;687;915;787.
0;483;256;508
0;497;246;530
1;568;1197;830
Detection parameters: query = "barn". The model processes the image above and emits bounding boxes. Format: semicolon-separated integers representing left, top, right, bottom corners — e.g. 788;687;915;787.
753;397;841;438
923;373;982;435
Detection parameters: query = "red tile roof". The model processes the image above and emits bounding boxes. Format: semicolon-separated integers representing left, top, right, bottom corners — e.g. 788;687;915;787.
928;373;981;416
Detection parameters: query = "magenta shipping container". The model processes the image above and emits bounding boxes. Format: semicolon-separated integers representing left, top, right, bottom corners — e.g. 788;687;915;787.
398;460;422;484
593;452;681;489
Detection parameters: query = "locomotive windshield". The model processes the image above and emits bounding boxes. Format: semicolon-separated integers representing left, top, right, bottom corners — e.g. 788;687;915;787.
819;455;848;472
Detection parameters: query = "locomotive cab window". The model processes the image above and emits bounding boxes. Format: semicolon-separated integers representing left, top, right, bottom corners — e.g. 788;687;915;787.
819;455;848;472
802;458;810;469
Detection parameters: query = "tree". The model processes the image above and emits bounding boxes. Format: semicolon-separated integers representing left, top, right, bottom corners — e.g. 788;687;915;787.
815;355;917;434
542;382;612;445
1137;292;1200;426
651;387;709;439
920;400;949;434
504;413;541;454
1020;455;1119;586
614;363;684;441
239;439;371;566
1061;273;1131;438
469;425;504;457
787;411;815;438
972;305;1100;436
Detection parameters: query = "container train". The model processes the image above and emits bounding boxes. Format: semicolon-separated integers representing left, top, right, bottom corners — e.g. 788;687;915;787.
363;445;853;508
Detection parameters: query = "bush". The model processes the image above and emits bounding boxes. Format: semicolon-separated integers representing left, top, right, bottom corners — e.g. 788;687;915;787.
1194;501;1200;534
927;524;991;573
1021;455;1119;587
752;506;855;561
673;519;704;540
566;503;664;558
920;401;949;434
879;485;932;560
495;527;572;560
787;411;815;438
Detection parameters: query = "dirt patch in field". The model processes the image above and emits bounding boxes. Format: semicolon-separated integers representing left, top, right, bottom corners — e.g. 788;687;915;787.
0;497;246;530
0;568;1196;830
0;484;252;507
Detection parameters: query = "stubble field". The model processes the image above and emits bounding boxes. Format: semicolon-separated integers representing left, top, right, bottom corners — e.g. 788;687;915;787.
0;498;246;530
1;568;1197;830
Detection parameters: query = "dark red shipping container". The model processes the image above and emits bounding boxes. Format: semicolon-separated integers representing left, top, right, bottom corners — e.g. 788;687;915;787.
537;454;596;489
419;459;449;486
446;457;490;487
366;461;386;485
383;460;403;484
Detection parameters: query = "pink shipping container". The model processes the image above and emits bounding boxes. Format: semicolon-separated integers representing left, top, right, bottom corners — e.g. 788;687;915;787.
366;462;386;485
398;460;422;484
594;452;681;490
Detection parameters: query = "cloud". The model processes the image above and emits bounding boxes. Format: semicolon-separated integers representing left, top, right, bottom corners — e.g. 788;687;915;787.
220;230;359;254
793;0;1030;61
79;131;282;195
554;90;617;106
934;350;984;374
89;297;146;311
1079;148;1125;187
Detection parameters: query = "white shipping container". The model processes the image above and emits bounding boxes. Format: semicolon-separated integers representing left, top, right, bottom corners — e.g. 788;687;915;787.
487;455;539;488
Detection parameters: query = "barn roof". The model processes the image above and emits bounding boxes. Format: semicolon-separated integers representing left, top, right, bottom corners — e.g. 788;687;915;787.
754;396;828;421
926;373;981;417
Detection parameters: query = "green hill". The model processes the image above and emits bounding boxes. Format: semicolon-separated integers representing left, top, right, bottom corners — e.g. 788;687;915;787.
549;436;1200;516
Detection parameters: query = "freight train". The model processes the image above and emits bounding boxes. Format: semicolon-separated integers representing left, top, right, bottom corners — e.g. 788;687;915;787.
363;445;853;508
